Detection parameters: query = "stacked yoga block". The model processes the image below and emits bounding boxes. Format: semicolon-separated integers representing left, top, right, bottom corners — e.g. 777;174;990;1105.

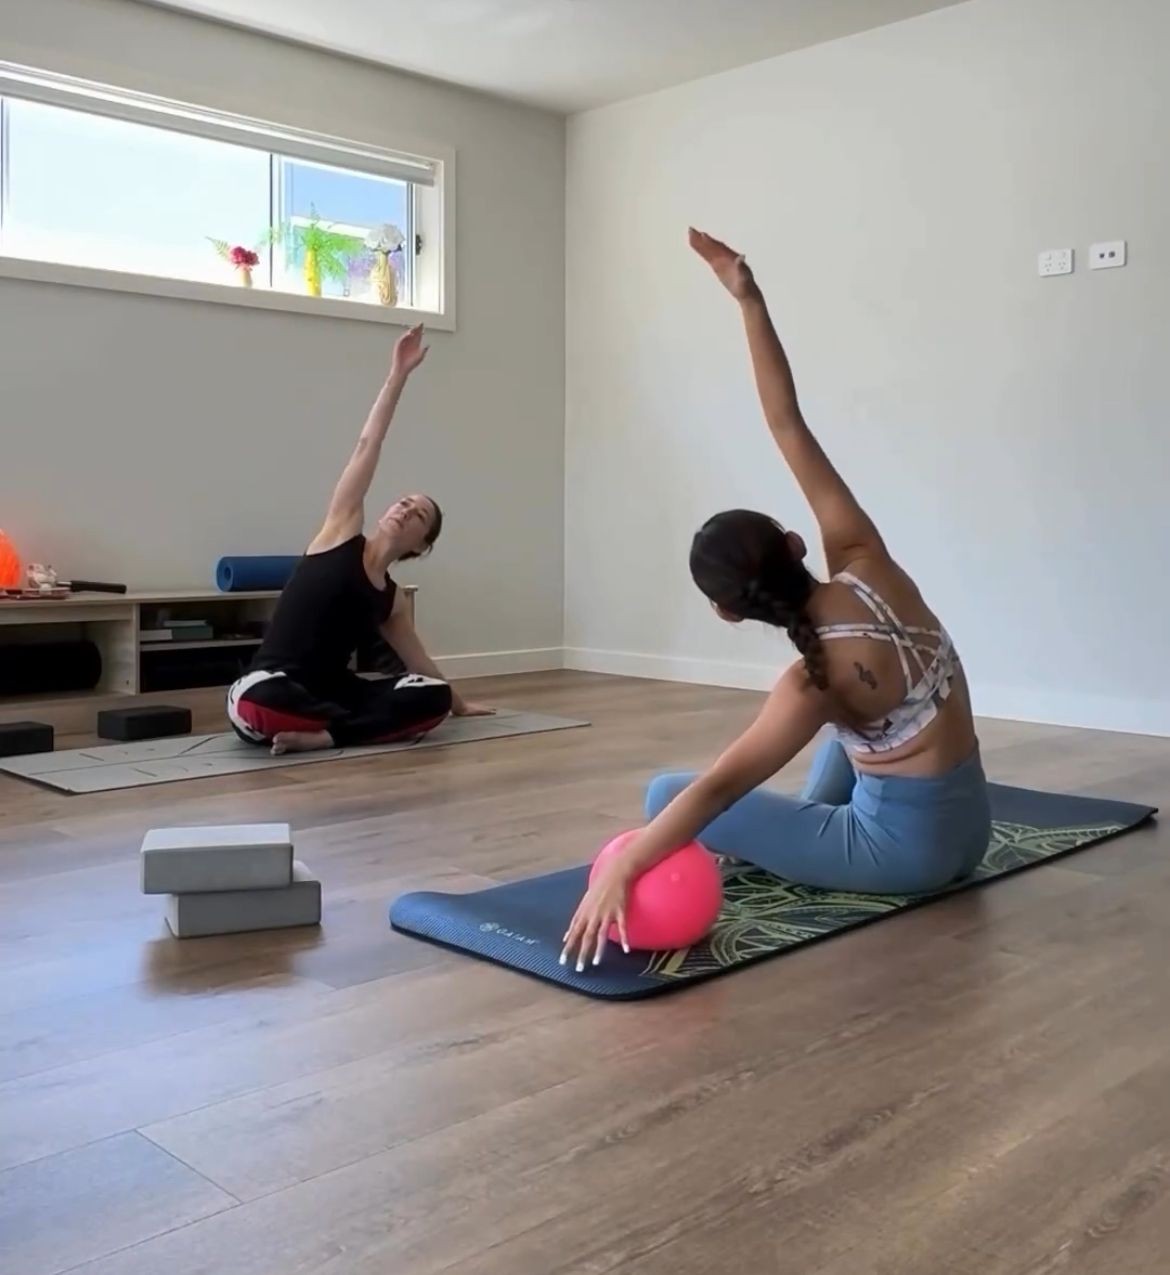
140;823;321;938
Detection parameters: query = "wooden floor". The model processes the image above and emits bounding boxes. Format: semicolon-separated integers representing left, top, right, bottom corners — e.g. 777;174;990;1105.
1;670;1168;1275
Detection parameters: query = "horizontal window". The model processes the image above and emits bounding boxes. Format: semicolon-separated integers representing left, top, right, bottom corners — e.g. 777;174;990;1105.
0;62;452;325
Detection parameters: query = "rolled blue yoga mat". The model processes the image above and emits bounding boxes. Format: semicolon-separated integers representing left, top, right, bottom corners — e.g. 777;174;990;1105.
215;555;301;592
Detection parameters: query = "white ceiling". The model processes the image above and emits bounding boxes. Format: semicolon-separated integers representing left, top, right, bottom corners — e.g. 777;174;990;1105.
139;0;967;113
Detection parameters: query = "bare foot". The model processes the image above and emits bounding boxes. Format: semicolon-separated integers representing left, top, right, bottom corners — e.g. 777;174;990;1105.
271;729;334;756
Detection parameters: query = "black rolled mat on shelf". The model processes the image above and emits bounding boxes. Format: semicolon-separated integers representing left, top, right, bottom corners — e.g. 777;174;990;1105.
0;640;102;695
389;783;1157;1000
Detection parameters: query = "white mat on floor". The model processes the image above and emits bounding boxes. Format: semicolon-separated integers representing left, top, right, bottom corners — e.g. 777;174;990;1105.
0;710;588;794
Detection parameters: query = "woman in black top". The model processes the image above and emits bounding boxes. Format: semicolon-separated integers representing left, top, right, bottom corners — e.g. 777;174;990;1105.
227;325;491;755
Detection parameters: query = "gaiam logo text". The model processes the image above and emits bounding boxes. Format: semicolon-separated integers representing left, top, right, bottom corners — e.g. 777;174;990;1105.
479;922;538;945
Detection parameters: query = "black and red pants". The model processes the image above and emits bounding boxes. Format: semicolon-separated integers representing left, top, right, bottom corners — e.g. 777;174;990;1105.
227;668;451;748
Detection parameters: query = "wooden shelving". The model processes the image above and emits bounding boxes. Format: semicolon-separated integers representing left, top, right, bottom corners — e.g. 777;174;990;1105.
0;585;417;707
140;637;264;653
0;589;279;698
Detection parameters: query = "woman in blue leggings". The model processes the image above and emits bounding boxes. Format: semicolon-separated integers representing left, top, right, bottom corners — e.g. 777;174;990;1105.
562;229;991;970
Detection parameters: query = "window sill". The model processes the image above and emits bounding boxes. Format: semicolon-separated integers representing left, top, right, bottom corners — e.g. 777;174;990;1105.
0;256;454;332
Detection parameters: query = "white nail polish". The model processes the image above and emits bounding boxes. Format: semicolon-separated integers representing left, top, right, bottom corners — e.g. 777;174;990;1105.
593;952;602;966
559;952;567;966
623;944;630;954
576;960;584;973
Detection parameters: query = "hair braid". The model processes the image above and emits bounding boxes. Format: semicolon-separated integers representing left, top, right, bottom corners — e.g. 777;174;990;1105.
785;608;831;693
745;580;830;692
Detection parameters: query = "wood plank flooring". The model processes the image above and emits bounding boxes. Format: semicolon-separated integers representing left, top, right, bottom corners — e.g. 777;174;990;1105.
0;670;1167;1275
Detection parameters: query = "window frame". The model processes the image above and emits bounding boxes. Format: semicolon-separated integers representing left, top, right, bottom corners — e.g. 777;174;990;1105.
0;61;456;331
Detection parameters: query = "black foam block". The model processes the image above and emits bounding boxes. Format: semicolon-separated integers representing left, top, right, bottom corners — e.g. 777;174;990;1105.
0;720;55;758
97;704;192;742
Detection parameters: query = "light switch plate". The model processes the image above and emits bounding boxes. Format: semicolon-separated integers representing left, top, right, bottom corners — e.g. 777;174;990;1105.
1038;248;1074;277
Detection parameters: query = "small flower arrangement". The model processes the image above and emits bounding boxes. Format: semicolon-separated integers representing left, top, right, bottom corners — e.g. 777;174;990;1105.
365;223;405;255
209;238;262;287
365;223;405;306
344;249;376;298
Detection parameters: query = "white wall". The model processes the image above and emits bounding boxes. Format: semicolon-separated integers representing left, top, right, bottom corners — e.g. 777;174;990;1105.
565;0;1170;735
0;0;565;670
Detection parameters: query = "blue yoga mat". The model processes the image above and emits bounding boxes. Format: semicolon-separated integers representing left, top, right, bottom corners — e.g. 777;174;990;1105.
390;783;1156;1000
215;555;301;592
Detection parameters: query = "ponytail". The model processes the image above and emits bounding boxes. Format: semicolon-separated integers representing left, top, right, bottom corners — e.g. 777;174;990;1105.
691;508;847;699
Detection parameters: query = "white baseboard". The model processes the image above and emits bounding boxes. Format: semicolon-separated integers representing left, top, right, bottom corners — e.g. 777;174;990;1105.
438;647;565;679
563;646;781;692
971;684;1170;738
563;647;1170;738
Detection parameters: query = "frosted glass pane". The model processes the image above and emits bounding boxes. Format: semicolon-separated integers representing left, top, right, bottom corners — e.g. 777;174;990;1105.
4;99;270;286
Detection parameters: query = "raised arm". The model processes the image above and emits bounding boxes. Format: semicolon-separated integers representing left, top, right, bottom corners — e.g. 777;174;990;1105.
308;325;428;554
689;229;885;571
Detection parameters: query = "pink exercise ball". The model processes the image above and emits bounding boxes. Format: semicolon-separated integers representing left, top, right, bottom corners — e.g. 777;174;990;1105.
590;830;723;952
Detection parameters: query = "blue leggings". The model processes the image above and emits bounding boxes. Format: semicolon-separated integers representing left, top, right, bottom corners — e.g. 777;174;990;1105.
645;738;992;895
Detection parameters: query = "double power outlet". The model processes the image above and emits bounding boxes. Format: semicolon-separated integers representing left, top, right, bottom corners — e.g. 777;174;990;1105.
1038;240;1127;277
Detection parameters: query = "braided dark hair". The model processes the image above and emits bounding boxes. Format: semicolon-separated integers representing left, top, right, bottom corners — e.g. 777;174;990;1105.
690;509;830;691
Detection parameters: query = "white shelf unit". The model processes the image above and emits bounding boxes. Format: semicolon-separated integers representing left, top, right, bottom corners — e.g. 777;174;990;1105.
0;590;278;697
0;586;417;704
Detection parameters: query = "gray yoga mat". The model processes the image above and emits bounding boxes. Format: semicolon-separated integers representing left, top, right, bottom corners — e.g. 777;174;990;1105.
0;709;587;793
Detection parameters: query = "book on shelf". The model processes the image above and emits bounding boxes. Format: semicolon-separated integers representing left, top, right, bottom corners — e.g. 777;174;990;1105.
142;624;215;643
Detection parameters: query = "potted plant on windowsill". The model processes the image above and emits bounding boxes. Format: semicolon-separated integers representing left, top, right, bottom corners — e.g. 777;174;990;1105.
286;208;363;298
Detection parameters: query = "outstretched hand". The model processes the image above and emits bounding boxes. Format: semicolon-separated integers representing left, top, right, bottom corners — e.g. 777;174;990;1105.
561;863;631;972
689;227;758;301
390;324;429;379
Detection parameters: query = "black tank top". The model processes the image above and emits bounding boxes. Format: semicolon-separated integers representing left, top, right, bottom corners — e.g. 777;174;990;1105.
253;536;396;692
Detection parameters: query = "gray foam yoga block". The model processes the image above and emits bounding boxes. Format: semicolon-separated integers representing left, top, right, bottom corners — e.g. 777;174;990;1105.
166;861;321;938
141;823;293;894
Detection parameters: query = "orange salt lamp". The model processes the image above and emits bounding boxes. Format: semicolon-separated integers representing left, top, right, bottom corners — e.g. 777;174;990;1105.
0;529;22;589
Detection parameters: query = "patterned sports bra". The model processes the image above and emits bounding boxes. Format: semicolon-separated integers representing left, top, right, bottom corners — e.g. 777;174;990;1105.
815;572;959;755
